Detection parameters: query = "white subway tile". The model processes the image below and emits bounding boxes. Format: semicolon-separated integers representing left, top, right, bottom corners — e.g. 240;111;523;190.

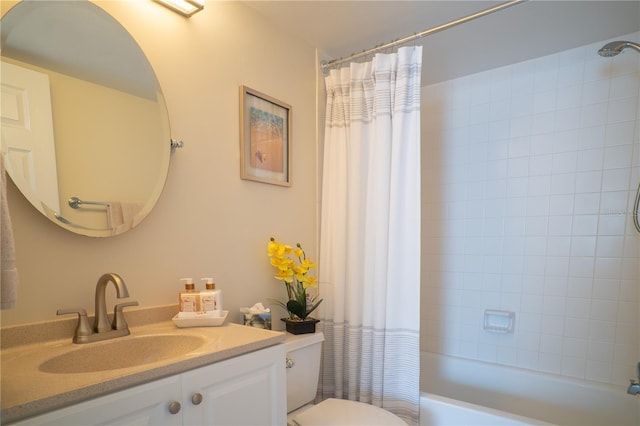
582;79;610;105
557;85;582;109
550;194;575;215
576;148;604;172
531;112;556;135
596;235;625;257
583;57;610;83
572;215;599;236
530;133;555;155
607;97;638;124
570;236;598;261
578;126;606;150
585;360;612;383
534;67;559;92
561;356;586;379
602;168;631;191
543;295;567;315
565;317;589;338
610;73;640;100
605;121;636;147
553;129;580;153
588;319;616;343
599;191;629;216
566;297;591;318
592;279;620;301
598;213;627;235
620;258;639;280
555;107;582;131
552;151;578;174
540;334;563;354
563;337;588;358
567;277;593;298
590;299;618;326
510;95;534;118
604;144;634;169
534;90;557;113
550;173;577;195
568;256;595;278
545;256;570;276
574;193;601;215
580;102;608;127
548;216;573;236
617;301;638;324
539;352;563;375
523;257;546;276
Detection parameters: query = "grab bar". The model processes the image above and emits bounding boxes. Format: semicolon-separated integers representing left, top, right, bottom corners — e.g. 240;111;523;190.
68;197;110;209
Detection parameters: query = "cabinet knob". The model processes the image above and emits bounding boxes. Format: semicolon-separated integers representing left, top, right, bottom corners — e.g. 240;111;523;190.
286;356;295;369
168;401;181;415
191;392;203;405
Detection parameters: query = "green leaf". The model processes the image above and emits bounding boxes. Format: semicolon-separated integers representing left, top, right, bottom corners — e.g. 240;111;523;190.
287;300;307;320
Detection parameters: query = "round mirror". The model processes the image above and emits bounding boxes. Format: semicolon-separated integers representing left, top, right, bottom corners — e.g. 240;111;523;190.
1;1;171;237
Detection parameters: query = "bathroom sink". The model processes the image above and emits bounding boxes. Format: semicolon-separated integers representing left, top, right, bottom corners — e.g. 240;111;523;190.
39;334;206;374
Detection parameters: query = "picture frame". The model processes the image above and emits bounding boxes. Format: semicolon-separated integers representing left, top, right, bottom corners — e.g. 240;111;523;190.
239;86;291;187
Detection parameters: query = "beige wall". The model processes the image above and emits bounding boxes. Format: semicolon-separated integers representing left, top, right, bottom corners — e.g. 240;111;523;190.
1;1;318;327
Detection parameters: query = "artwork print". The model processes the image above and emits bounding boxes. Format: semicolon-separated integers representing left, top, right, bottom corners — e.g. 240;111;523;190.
240;86;291;186
249;106;284;173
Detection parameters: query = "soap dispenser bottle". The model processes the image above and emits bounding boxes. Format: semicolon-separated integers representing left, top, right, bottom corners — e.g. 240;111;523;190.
200;278;222;316
179;278;199;313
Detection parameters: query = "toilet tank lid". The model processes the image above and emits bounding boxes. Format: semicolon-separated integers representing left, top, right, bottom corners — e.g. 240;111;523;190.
284;331;324;352
293;398;406;425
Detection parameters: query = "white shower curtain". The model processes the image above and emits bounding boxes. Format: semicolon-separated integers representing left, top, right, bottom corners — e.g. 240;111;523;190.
318;46;422;425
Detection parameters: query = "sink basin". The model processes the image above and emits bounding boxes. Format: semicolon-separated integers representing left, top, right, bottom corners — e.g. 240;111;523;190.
39;334;206;374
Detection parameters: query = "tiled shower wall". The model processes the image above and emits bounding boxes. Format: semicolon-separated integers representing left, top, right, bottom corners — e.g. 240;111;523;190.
421;33;639;386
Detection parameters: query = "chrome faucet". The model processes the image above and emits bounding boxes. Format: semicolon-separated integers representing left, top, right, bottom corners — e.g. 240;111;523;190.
57;273;138;344
628;362;640;396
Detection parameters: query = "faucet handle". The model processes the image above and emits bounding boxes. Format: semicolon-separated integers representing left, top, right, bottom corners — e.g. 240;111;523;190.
112;301;139;331
57;308;93;343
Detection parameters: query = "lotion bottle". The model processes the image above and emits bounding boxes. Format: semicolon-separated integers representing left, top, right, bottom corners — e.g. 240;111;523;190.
200;278;222;317
179;278;199;313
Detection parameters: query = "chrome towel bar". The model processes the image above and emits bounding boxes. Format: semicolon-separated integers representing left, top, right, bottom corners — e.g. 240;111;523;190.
68;197;110;209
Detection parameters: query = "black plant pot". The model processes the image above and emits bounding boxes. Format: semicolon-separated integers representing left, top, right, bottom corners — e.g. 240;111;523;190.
281;317;319;335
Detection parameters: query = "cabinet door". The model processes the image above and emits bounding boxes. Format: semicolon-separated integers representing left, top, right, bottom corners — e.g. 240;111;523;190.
181;344;286;426
12;375;182;426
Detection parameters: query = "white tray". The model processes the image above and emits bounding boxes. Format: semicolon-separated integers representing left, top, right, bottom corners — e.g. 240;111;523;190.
172;311;228;328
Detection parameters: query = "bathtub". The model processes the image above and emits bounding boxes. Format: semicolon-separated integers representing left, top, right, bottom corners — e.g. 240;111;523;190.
421;351;640;426
420;393;553;425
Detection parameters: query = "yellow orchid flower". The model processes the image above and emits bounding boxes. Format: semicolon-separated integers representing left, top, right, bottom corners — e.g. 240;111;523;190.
301;258;317;269
267;238;323;320
302;276;318;288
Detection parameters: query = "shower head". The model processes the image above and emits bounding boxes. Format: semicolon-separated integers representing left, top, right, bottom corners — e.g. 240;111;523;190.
597;40;640;57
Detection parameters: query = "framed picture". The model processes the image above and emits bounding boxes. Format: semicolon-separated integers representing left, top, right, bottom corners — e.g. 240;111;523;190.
239;86;291;186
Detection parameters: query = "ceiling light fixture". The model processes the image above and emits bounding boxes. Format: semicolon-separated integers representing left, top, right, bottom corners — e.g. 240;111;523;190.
154;0;204;17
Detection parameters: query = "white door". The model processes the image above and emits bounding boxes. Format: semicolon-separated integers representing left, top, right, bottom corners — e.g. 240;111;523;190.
1;60;60;213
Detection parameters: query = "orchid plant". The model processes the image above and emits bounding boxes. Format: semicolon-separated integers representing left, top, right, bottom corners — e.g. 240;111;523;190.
267;237;322;320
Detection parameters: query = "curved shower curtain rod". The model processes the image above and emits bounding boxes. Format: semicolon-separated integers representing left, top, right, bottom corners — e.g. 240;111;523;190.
320;0;527;74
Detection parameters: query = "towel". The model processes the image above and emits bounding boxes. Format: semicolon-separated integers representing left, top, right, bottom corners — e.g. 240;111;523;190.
1;157;19;310
107;201;142;235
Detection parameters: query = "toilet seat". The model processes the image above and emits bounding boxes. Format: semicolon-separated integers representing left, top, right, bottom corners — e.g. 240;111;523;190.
292;398;407;425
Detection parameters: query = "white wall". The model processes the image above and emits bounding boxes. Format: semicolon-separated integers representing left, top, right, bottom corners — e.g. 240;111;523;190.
421;33;640;387
1;1;318;327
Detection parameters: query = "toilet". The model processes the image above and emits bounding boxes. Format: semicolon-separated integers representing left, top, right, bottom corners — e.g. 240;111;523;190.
285;331;407;425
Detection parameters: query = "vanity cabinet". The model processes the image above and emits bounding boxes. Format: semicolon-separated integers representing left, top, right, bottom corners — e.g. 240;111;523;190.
11;344;286;425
